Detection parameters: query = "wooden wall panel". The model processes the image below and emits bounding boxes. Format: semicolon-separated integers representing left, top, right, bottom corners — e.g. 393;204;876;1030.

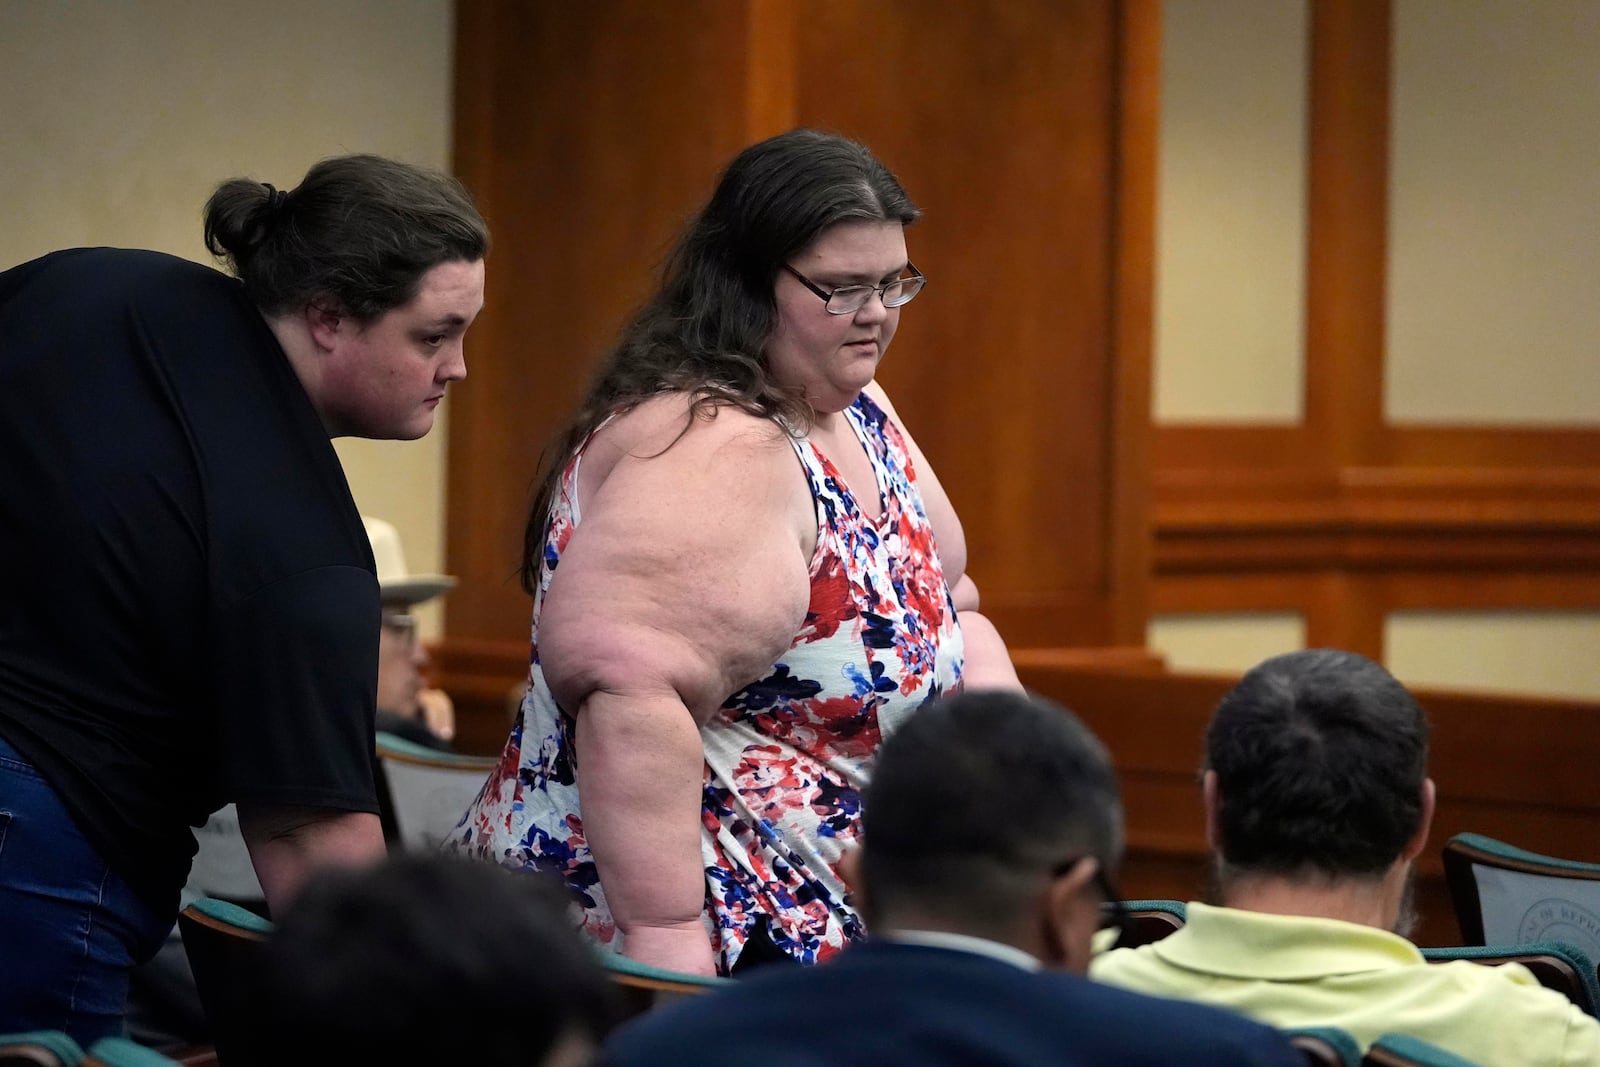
449;2;772;652
791;0;1147;648
1107;0;1161;643
1151;0;1600;658
1304;0;1389;465
443;1;1160;739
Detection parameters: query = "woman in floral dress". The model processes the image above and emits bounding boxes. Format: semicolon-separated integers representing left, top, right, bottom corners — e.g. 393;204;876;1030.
450;129;1020;977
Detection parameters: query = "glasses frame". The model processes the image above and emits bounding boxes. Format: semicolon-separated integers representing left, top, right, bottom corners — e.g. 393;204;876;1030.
1050;854;1125;933
782;261;926;315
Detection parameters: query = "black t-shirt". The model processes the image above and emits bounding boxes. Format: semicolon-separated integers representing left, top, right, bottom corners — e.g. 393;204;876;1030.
0;247;380;917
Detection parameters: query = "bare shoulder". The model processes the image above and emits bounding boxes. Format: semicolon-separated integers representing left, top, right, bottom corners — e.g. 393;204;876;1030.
579;392;797;502
543;393;816;721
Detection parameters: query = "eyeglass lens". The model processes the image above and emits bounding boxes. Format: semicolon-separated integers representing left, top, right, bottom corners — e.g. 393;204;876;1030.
826;274;926;314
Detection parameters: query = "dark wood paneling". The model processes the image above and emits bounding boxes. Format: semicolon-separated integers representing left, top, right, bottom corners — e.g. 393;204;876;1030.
444;2;1161;746
794;0;1150;647
1107;0;1161;643
449;2;773;648
429;637;524;756
1156;452;1600;565
1151;431;1600;654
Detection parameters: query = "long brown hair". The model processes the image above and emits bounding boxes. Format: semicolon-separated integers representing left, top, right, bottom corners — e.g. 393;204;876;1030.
520;128;919;594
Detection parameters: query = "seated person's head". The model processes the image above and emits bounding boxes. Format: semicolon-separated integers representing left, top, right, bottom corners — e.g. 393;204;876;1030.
852;688;1123;973
1204;649;1435;924
364;516;456;743
255;852;616;1065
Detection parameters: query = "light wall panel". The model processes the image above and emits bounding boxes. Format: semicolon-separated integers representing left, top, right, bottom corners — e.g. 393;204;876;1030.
1387;611;1600;700
1155;0;1309;423
1148;612;1307;675
0;0;456;636
1387;0;1600;424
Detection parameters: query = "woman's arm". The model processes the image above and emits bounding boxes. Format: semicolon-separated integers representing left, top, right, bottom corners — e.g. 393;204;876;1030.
957;614;1022;690
539;398;816;974
572;689;718;973
865;383;1022;690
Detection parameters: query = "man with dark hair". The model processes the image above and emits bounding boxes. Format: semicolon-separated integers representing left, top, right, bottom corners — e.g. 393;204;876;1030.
1092;648;1600;1065
601;689;1302;1066
251;852;616;1066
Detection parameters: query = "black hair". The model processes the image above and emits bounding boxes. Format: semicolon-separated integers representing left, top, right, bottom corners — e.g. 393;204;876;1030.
204;153;489;322
1206;648;1431;880
252;852;616;1064
860;688;1122;930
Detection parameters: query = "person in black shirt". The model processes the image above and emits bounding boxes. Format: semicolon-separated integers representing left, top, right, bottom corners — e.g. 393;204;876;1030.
0;154;489;1043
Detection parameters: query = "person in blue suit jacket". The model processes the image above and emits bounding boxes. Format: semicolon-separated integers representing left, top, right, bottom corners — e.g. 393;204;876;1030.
600;688;1304;1067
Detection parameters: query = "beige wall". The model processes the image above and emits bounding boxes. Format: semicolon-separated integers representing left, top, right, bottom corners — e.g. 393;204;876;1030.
1387;0;1600;424
1387;612;1600;700
1148;613;1307;677
1154;0;1308;423
0;0;457;637
1152;0;1600;697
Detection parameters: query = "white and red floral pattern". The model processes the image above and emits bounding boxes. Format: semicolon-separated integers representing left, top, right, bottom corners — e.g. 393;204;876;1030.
449;393;964;973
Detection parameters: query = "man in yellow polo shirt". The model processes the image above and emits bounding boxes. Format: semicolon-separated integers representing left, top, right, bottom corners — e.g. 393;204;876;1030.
1091;649;1600;1066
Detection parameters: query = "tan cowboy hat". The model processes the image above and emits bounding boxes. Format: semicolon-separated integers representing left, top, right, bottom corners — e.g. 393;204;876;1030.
362;516;457;606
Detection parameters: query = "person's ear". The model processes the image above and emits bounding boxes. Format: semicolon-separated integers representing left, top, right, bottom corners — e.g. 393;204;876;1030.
306;300;346;352
1040;856;1100;975
1202;769;1221;852
1400;778;1436;862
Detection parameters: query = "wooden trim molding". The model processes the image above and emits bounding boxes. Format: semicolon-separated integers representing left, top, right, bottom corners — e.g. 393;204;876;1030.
1154;428;1600;579
1106;0;1161;643
1150;1;1600;646
1303;0;1390;463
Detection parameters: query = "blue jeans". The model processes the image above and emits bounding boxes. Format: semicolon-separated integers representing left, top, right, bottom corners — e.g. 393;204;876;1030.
0;734;171;1044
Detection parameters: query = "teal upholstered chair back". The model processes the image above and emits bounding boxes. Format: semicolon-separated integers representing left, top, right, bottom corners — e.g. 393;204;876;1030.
79;1038;181;1067
1285;1026;1362;1066
0;1031;84;1067
1442;832;1600;968
176;897;273;1064
1361;1032;1484;1066
1108;898;1188;950
373;731;497;851
186;803;265;906
600;950;732;1019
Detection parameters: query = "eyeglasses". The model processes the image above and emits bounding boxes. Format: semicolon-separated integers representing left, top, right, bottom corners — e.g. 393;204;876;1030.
782;262;926;315
381;612;418;646
1051;854;1125;933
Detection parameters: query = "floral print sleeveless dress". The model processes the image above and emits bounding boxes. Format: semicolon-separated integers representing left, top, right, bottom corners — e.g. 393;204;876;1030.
449;392;964;973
